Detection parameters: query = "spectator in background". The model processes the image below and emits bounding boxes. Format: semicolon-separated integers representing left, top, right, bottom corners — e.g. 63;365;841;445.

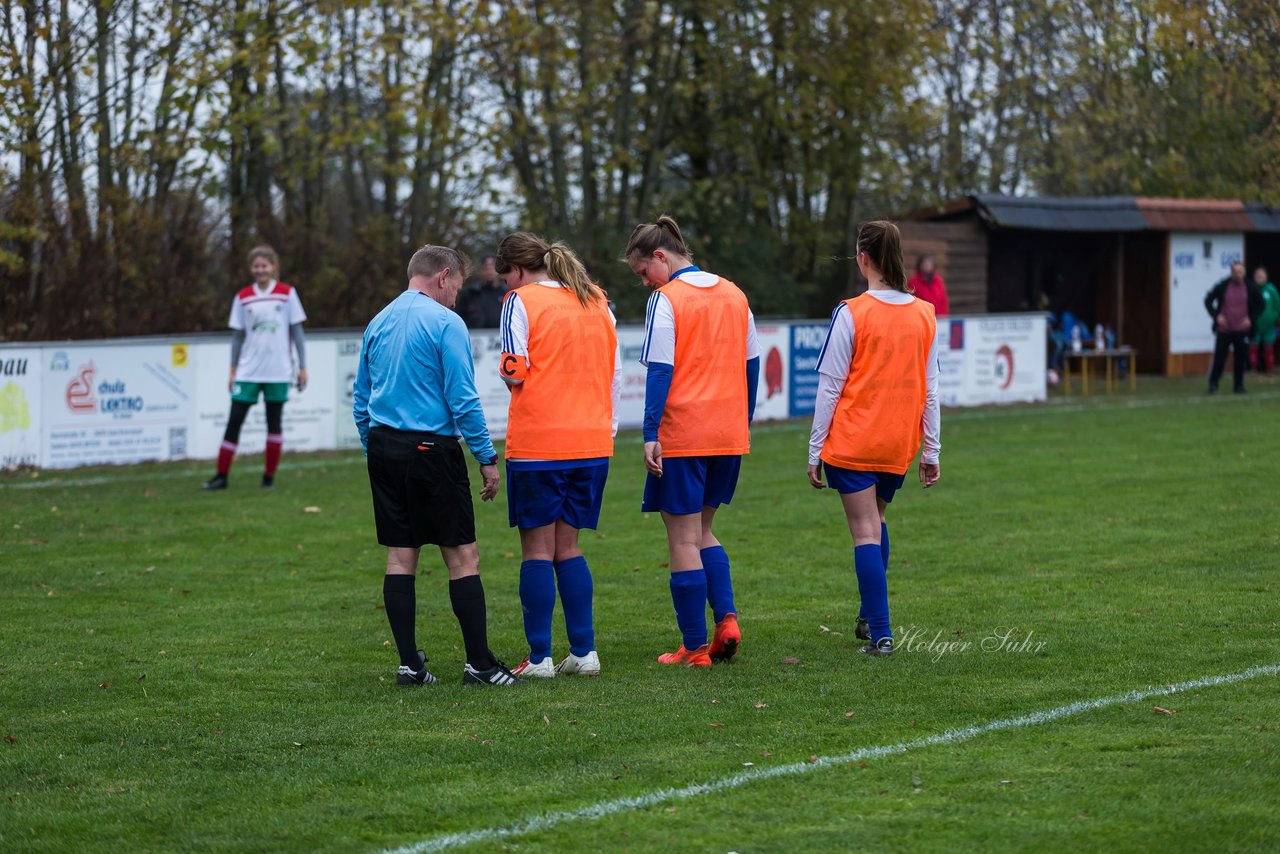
1204;261;1262;394
1250;266;1278;376
907;255;950;317
455;255;506;328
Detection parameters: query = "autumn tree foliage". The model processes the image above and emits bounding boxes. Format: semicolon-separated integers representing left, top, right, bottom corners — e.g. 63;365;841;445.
1;0;1277;339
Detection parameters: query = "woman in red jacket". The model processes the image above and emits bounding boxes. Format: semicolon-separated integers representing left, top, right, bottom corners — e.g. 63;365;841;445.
907;255;950;317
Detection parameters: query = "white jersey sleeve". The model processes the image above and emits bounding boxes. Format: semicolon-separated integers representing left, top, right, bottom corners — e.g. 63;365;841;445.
746;309;760;360
610;307;622;436
815;303;854;378
640;291;675;367
921;323;941;465
808;304;854;464
228;294;245;331
500;293;529;358
286;286;307;325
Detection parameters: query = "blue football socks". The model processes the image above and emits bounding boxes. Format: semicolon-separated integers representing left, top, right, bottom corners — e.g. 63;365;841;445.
700;545;736;623
518;559;556;664
669;569;708;650
554;556;595;657
854;544;891;643
859;523;889;622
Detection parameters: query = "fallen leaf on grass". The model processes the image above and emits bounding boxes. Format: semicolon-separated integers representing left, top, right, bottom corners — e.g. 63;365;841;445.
808;755;818;764
754;702;768;709
1000;780;1012;785
143;566;155;573
782;657;800;664
742;762;754;767
104;787;125;794
542;715;550;726
292;742;304;747
709;722;725;728
4;735;16;744
136;673;145;683
819;625;831;633
303;506;321;513
845;711;855;718
1152;706;1176;716
99;682;111;688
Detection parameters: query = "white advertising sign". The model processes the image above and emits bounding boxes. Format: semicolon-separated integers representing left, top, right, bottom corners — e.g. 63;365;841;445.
754;324;790;423
190;339;337;460
1169;232;1243;354
0;349;42;468
334;337;363;450
40;344;194;468
935;315;1046;407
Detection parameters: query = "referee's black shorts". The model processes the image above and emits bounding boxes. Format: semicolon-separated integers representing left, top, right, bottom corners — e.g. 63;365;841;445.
366;427;475;548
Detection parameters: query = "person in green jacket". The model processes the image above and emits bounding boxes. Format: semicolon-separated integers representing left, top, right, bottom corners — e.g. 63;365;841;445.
1253;266;1279;376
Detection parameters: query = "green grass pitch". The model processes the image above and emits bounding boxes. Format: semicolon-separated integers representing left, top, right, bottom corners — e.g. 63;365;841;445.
1;377;1278;852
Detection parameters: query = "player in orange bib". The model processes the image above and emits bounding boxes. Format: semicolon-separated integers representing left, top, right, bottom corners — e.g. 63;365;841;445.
807;221;941;657
496;233;621;678
624;215;760;668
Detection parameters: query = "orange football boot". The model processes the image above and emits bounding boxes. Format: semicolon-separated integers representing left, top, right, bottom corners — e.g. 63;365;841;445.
709;613;740;662
656;643;712;667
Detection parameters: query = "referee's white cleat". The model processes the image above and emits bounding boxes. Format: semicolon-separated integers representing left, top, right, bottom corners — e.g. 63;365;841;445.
511;657;556;678
463;658;526;687
554;650;601;676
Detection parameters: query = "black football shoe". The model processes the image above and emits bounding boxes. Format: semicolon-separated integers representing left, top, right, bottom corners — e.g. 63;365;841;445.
396;650;438;686
462;656;525;686
261;474;275;488
858;638;894;657
202;473;229;490
855;616;870;641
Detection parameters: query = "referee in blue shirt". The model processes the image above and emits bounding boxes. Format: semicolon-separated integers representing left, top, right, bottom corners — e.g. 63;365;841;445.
354;244;522;687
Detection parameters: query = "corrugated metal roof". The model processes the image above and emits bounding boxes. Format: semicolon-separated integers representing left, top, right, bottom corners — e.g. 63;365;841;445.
920;195;1280;233
1136;197;1254;231
969;195;1149;231
1245;203;1280;232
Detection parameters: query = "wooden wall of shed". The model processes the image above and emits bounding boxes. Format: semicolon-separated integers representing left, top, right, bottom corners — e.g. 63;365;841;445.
897;221;988;315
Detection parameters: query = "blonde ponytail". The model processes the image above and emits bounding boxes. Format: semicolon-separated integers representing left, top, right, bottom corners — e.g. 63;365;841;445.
544;244;604;307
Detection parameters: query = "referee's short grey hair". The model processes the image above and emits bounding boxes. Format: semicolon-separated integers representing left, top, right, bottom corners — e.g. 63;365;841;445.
407;245;470;281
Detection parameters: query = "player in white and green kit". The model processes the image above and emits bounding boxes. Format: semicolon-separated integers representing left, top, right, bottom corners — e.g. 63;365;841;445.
203;245;308;490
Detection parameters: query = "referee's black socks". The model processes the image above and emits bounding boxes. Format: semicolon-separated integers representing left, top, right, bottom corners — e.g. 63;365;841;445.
383;574;419;668
449;575;495;669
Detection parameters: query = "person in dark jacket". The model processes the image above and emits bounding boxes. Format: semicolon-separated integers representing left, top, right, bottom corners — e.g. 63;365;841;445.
455;255;506;328
1204;261;1263;394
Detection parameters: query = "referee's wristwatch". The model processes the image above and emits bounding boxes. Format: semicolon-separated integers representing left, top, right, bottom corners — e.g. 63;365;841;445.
480;456;498;466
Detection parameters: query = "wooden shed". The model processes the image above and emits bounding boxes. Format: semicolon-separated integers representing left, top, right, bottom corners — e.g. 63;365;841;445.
905;195;1280;375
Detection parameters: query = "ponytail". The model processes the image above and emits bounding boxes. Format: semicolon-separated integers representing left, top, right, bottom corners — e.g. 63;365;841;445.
544;243;605;308
623;214;693;262
496;231;603;307
856;220;907;292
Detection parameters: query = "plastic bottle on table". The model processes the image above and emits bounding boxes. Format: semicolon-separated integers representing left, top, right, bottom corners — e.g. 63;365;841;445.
1071;324;1083;353
1094;323;1105;351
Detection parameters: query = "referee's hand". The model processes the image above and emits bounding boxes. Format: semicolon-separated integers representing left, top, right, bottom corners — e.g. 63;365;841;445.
479;464;500;501
919;461;940;488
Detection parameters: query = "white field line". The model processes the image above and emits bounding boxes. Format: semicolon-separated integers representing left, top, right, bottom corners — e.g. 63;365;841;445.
384;663;1280;854
5;389;1277;492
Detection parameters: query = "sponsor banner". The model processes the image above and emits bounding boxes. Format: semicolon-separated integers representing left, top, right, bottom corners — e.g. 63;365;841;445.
334;337;363;450
615;327;648;432
0;350;42;468
755;325;790;423
41;344;194;468
190;340;337;460
788;323;829;416
1169;232;1243;354
786;313;1046;412
469;330;511;443
937;319;967;407
963;315;1046;404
